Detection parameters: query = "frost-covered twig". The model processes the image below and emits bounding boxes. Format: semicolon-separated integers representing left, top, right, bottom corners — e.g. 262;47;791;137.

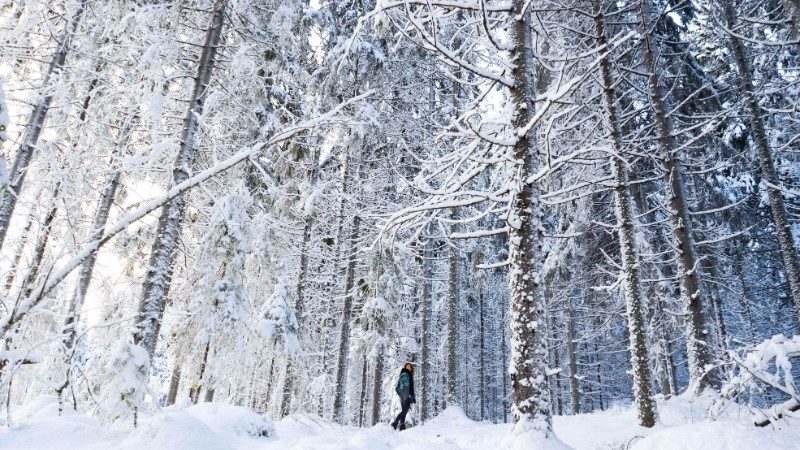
717;334;800;427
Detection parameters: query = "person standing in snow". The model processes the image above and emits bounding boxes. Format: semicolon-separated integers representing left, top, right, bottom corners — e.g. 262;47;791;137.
391;362;416;430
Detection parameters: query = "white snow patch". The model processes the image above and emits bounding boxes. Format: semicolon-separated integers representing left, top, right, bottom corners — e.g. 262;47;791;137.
2;395;799;449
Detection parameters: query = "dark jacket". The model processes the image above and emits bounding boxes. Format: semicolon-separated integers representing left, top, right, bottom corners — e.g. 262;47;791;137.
395;368;415;403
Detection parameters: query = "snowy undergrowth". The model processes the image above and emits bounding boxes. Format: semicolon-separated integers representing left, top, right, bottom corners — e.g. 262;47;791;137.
1;395;798;449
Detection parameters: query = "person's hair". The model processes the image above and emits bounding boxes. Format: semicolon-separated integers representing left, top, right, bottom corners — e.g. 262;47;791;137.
404;362;414;373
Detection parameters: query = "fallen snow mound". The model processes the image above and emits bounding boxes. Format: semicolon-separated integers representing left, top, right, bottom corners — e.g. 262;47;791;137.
184;403;275;438
0;397;274;450
631;420;798;450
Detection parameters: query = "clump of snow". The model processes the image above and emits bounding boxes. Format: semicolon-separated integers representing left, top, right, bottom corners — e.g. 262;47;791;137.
0;396;111;450
104;340;151;419
631;420;796;450
261;283;302;357
122;409;236;450
0;397;274;450
717;334;800;425
184;403;275;438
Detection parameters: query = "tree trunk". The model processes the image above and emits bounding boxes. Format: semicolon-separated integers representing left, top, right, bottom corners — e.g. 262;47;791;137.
280;148;320;418
370;347;383;426
594;8;657;426
0;0;88;248
651;293;673;398
190;341;212;404
132;0;226;358
419;225;433;422
166;363;181;406
507;0;552;434
279;359;293;417
593;339;605;410
479;292;485;421
4;210;35;292
724;2;800;326
638;0;712;392
20;182;60;299
500;292;508;423
61;169;120;344
262;355;276;414
332;147;363;422
358;355;368;427
295;146;319;324
733;245;756;344
57;121;127;403
565;299;581;416
447;210;459;406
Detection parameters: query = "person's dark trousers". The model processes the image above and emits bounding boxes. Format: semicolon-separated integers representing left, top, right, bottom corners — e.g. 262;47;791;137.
392;398;412;428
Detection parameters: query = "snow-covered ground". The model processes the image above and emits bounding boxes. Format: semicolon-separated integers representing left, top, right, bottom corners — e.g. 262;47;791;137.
1;394;798;449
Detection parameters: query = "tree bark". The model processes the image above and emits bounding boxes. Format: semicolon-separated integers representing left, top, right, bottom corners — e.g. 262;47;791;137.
500;289;508;423
166;363;181;406
358;356;368;426
507;0;552;434
370;347;383;426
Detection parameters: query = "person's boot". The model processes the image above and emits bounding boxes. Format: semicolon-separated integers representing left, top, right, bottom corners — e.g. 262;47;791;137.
399;422;406;431
391;420;398;430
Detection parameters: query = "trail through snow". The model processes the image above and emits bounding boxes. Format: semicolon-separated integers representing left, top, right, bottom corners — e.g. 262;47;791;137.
1;394;798;449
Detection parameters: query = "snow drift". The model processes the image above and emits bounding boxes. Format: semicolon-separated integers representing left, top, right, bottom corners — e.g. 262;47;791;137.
2;394;799;449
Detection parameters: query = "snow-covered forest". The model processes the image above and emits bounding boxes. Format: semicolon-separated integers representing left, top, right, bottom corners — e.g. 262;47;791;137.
1;0;800;448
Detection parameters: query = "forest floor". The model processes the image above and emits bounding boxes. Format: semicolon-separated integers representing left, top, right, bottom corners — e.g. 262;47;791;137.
0;393;798;449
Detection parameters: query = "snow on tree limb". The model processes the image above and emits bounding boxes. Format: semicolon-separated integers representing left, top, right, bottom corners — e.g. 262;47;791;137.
0;90;374;337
